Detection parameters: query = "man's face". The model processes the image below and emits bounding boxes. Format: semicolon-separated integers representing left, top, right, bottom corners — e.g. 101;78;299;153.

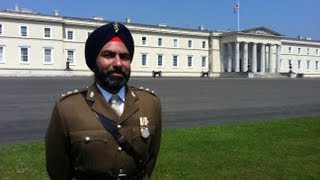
95;41;131;93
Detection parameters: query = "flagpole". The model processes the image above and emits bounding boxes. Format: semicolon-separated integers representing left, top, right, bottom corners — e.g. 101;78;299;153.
237;0;240;31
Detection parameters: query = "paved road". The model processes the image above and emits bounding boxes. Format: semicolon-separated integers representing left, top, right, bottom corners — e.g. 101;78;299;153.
1;77;320;144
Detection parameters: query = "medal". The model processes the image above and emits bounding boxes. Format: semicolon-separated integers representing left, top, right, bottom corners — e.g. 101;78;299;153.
139;117;150;138
141;128;150;138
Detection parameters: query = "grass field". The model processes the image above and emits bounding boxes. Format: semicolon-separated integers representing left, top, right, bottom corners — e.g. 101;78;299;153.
0;116;319;179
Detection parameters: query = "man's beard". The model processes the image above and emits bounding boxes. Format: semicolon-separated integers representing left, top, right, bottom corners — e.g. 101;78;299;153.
95;68;130;94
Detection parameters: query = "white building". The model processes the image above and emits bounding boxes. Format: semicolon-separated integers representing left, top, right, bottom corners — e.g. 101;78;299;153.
0;9;319;78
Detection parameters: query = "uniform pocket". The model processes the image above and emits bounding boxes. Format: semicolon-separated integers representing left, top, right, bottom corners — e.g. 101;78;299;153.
70;130;109;144
69;130;115;172
131;125;156;157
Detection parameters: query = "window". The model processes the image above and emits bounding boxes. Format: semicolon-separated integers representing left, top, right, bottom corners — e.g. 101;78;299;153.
316;49;319;56
67;50;74;64
20;47;29;63
307;48;310;55
288;47;292;54
141;54;147;67
20;25;28;37
157;54;163;67
158;38;162;46
307;60;310;70
298;48;301;55
316;61;319;71
0;46;4;63
202;41;206;49
188;40;192;48
0;24;2;35
279;59;283;70
44;27;51;38
67;30;74;40
297;60;301;70
201;56;207;68
172;55;178;68
142;36;147;45
187;56;193;67
43;48;53;64
173;38;178;47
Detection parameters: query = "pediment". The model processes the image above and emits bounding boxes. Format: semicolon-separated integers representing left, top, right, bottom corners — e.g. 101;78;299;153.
241;26;283;36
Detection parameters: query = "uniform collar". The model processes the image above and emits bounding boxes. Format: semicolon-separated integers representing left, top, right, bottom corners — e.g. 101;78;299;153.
96;83;125;103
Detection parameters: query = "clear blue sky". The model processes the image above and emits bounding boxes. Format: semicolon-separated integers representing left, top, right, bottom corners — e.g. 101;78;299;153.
1;0;319;40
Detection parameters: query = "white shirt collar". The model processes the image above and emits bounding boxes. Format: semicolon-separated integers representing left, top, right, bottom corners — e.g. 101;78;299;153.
96;83;125;103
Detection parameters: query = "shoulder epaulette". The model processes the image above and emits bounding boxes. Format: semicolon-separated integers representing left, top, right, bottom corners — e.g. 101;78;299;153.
131;86;157;97
60;87;87;100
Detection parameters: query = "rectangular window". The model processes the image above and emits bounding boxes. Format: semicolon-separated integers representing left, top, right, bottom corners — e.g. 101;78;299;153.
188;40;192;48
158;38;162;46
316;49;319;56
173;38;178;47
44;48;53;64
316;61;319;71
67;50;74;64
201;56;207;67
307;60;310;70
20;47;29;63
142;36;147;45
20;25;28;37
0;24;2;35
157;54;163;67
172;55;178;67
44;27;51;38
288;47;292;54
67;30;73;40
298;48;301;55
202;41;206;49
307;48;310;55
187;56;193;67
297;60;301;70
141;54;147;67
279;59;283;70
0;46;4;63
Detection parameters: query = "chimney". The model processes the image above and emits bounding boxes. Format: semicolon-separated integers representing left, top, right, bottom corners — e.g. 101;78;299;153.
198;25;204;30
125;17;131;23
54;10;59;16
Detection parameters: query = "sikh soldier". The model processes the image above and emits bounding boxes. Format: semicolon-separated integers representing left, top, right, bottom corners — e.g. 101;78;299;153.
45;22;162;180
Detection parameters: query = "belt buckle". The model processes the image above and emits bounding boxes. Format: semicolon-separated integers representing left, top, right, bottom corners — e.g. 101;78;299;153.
117;173;127;180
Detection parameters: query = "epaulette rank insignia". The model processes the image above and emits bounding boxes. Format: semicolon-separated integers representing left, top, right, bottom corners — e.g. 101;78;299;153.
60;88;86;100
138;86;156;96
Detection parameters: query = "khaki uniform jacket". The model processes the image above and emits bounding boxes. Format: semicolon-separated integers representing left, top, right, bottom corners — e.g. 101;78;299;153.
45;84;162;180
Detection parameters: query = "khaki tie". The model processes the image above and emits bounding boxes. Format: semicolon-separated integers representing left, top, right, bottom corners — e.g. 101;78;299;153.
109;95;122;117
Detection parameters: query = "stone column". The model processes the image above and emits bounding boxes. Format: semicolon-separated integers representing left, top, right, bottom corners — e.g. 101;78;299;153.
269;44;275;73
265;45;270;72
252;43;257;72
235;42;240;72
260;44;265;73
276;45;281;72
227;43;232;72
243;42;248;72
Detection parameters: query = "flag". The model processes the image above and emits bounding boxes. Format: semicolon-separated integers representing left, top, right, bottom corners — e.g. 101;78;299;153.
234;3;239;13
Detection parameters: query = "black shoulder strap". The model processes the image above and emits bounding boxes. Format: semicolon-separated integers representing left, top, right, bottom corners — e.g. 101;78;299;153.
81;92;145;170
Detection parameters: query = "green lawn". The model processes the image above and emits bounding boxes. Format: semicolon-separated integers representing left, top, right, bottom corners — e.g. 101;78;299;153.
1;116;319;179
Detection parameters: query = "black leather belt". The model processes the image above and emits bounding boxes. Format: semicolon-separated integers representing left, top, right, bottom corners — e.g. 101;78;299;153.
75;171;129;180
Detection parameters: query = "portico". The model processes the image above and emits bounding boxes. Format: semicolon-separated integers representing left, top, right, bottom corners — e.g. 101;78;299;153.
221;27;283;74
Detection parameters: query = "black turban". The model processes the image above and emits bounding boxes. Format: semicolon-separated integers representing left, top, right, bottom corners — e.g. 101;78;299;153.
85;22;134;71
